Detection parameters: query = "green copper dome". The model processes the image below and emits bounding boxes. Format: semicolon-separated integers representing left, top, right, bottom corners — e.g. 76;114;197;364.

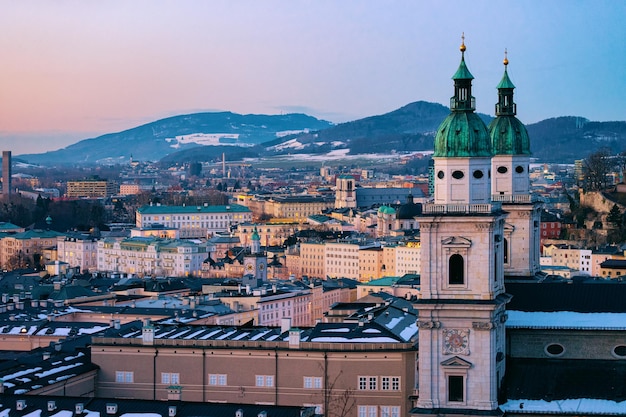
378;205;396;215
434;112;492;157
488;116;530;155
251;227;260;241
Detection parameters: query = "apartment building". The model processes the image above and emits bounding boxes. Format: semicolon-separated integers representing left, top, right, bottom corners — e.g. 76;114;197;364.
97;237;207;277
264;195;334;222
136;203;252;238
325;241;371;280
299;242;325;279
542;244;592;275
66;179;117;198
395;241;421;276
57;233;99;272
358;246;383;282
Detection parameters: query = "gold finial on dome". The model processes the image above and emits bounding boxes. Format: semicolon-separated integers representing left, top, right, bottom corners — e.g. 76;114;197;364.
460;32;466;53
503;49;509;66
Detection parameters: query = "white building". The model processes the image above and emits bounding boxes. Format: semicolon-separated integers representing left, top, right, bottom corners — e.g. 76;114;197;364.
57;234;99;273
136;203;252;238
97;237;207;277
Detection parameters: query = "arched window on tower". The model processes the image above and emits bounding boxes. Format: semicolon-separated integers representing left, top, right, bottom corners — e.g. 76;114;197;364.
449;254;464;285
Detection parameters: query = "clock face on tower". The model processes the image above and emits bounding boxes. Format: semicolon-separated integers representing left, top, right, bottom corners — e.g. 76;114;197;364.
258;263;265;271
245;263;254;273
443;329;469;355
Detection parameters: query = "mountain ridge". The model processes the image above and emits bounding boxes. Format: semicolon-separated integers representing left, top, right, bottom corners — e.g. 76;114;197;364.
16;103;626;165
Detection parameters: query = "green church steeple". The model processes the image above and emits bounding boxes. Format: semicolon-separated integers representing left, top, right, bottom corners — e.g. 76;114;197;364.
495;50;517;116
450;33;476;112
488;51;531;155
434;35;491;158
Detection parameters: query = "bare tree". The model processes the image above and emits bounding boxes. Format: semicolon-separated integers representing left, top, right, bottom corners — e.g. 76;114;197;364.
583;148;613;191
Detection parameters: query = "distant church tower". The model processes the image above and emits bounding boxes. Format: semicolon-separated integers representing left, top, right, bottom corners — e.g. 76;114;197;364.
243;227;267;283
335;175;357;209
415;37;509;415
488;51;542;277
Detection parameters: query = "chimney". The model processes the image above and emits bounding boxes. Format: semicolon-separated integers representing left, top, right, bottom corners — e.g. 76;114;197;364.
142;319;154;345
75;403;84;414
281;317;292;334
168;406;177;417
288;328;301;349
16;400;26;411
167;386;182;401
106;403;118;415
48;401;57;411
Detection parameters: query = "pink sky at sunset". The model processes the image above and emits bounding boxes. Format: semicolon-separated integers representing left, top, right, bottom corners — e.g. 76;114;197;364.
0;1;625;154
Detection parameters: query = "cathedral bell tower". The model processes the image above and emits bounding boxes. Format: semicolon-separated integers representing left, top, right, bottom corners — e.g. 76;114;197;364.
415;37;509;416
488;51;542;277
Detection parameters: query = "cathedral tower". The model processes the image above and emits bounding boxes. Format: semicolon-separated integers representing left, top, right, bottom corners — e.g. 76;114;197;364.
488;52;542;277
415;37;509;415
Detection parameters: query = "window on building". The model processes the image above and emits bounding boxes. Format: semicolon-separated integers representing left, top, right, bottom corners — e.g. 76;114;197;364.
449;254;464;285
448;375;464;402
161;373;180;385
358;406;378;417
208;374;227;386
256;375;274;387
115;371;133;383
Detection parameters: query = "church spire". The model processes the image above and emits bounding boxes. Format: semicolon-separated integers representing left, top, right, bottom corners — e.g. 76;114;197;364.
451;33;475;112
495;49;517;116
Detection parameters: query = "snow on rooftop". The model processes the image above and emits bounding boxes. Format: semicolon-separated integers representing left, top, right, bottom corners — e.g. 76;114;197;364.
64;352;85;361
216;329;237;340
232;331;250;341
321;327;350;333
310;336;398;343
363;328;381;333
78;325;109;335
250;330;272;341
400;322;418;341
2;366;43;381
50;411;73;417
501;398;626;414
507;311;626;330
183;329;205;339
198;329;223;340
35;362;83;378
385;316;403;330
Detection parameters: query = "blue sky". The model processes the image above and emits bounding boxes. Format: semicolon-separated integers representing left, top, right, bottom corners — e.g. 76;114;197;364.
0;1;625;154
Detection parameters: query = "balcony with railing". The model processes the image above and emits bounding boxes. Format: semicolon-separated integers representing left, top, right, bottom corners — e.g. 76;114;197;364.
491;194;542;204
423;202;501;215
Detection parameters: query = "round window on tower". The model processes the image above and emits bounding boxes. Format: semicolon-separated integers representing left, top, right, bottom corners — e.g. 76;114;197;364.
473;170;484;179
437;170;445;179
497;166;508;174
452;170;464;179
545;343;565;357
515;165;525;174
